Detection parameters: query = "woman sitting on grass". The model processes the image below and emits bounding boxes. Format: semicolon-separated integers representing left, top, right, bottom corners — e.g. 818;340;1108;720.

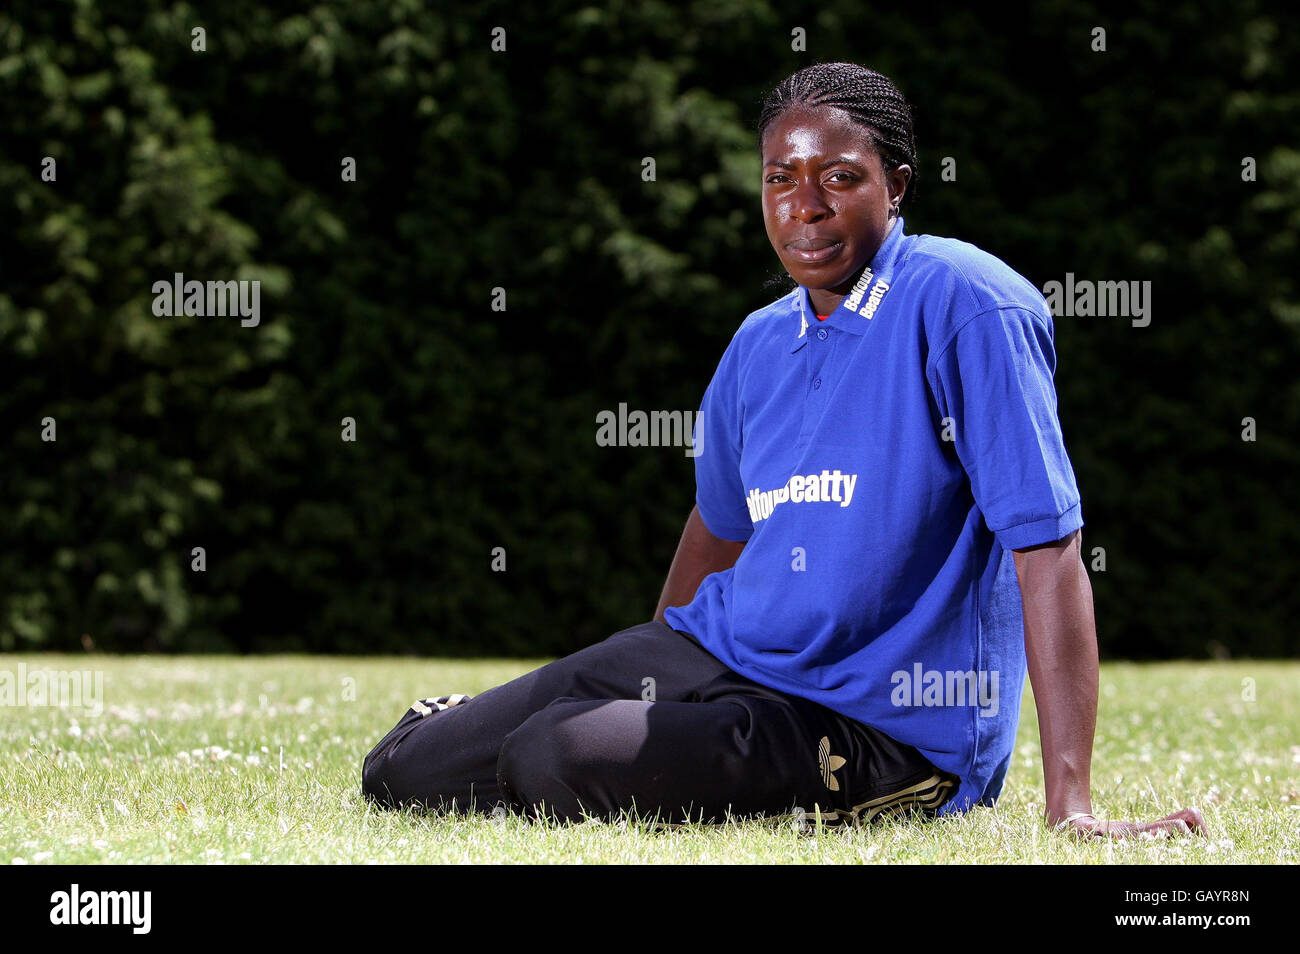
362;61;1206;840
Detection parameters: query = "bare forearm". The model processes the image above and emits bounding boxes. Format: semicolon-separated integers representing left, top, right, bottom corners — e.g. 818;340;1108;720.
654;505;746;623
1013;530;1099;824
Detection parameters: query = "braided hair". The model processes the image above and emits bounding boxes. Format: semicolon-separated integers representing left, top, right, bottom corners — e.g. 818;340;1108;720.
758;62;918;207
757;62;918;294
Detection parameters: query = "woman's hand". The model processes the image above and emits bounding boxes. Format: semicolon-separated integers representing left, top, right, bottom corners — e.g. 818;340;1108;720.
1053;806;1208;839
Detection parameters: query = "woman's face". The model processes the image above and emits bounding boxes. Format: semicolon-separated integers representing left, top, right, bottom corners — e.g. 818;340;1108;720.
761;105;911;304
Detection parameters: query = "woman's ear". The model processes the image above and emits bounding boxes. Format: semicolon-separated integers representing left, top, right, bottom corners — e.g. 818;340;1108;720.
891;163;913;209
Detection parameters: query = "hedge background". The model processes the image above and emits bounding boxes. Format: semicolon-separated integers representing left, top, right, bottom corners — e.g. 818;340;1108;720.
2;0;1297;657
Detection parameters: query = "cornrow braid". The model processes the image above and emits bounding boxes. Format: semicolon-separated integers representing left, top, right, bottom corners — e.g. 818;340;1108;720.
757;62;918;208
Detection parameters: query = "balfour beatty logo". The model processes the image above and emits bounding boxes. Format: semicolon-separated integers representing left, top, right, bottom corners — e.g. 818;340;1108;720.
843;265;891;319
746;469;858;523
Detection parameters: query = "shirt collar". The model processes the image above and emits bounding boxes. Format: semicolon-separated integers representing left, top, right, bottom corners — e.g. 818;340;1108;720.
791;215;908;352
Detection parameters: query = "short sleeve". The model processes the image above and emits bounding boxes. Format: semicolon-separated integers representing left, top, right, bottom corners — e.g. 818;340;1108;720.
927;304;1083;550
692;338;754;542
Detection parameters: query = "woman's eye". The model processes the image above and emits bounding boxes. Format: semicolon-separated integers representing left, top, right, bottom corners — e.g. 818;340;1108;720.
765;172;856;184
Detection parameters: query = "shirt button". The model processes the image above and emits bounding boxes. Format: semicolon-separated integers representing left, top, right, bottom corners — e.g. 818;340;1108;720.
817;328;828;340
812;378;822;389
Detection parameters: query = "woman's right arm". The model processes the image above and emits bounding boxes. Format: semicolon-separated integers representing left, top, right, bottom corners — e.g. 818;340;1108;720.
653;505;746;623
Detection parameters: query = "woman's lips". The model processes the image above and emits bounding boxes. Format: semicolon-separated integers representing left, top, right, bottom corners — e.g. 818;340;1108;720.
787;241;843;264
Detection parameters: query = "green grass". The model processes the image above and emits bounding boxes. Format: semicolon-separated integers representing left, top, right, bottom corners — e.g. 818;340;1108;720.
1;654;1296;863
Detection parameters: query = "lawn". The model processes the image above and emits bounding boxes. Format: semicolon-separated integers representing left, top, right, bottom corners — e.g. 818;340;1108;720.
1;654;1296;864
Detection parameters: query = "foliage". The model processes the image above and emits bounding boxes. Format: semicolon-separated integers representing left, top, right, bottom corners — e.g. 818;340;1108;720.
1;1;1296;656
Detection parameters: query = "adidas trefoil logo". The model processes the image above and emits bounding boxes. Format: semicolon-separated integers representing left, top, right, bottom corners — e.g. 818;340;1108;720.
818;735;847;791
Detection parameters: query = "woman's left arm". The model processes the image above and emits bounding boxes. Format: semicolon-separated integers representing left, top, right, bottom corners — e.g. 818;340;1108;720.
1013;528;1208;839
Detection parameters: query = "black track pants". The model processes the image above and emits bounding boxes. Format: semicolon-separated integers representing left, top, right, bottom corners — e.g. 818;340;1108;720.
361;620;958;826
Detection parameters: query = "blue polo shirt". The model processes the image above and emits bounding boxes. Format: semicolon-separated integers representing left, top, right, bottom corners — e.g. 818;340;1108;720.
664;216;1083;816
